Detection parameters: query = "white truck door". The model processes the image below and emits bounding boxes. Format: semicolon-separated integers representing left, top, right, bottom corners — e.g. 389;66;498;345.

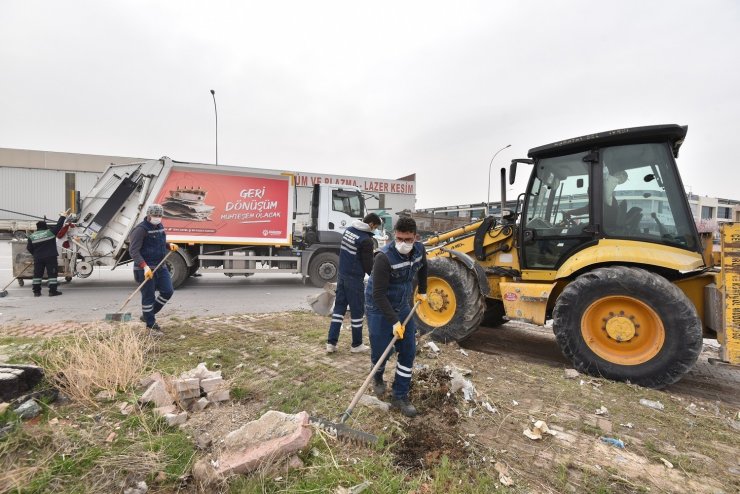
317;185;365;242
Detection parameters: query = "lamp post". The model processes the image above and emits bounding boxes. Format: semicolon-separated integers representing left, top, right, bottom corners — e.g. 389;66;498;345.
210;89;218;165
486;144;511;215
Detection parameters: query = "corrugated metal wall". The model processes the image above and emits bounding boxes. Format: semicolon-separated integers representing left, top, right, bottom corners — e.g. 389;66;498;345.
0;167;101;220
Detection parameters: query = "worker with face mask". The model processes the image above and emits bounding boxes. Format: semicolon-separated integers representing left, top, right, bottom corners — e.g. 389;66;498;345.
128;203;179;335
365;216;428;417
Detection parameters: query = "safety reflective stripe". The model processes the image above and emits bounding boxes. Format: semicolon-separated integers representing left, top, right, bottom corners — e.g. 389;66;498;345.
155;295;169;304
48;279;58;284
389;256;423;270
331;314;344;321
351;318;363;322
142;304;154;312
396;363;412;378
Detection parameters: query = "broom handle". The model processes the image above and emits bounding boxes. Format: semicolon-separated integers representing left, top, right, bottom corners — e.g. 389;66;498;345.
340;301;421;423
116;251;174;313
2;263;32;291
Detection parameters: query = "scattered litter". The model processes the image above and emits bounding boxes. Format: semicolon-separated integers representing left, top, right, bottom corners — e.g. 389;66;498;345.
467;409;474;418
620;422;634;429
334;480;371;494
523;420;556;440
639;398;665;410
564;368;579;379
235;363;244;369
179;335;186;340
659;457;674;469
600;436;625;449
425;341;440;353
686;403;699;415
494;462;514;486
48;417;59;426
458;348;469;357
511;400;519;406
358;394;390;412
106;431;117;443
482;401;498;414
448;369;476;401
595;406;608;416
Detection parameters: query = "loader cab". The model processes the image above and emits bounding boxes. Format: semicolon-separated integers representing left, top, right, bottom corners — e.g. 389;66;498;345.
517;125;701;270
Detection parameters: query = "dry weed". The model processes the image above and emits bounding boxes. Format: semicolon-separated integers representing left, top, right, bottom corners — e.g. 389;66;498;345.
41;323;153;406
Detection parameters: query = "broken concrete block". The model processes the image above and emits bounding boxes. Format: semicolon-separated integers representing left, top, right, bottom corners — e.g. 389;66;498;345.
0;402;9;414
140;380;173;408
14;399;42;419
191;397;209;412
174;378;200;393
180;363;221;381
123;480;148;494
564;369;580;379
153;405;177;417
200;377;225;393
0;364;44;401
139;372;163;389
213;410;313;476
163;412;188;426
207;389;229;403
177;388;201;400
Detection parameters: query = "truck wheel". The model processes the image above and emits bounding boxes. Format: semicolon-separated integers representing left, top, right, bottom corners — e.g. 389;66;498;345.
552;266;702;388
166;253;189;289
415;256;485;343
308;252;339;288
481;299;506;327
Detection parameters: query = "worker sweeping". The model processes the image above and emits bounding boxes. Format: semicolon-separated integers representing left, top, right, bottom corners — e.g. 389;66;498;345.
365;216;428;417
27;211;70;297
128;203;178;334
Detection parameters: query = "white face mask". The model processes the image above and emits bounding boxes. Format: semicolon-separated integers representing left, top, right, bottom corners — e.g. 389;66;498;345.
395;241;413;255
149;217;162;225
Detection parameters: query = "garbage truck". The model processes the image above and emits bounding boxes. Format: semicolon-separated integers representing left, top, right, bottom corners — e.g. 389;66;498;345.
51;157;368;288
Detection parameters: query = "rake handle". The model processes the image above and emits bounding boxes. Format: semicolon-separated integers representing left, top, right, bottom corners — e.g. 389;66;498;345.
116;251;174;313
340;300;422;423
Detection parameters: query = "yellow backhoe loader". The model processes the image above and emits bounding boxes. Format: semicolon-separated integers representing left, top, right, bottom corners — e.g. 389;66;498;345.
416;124;739;388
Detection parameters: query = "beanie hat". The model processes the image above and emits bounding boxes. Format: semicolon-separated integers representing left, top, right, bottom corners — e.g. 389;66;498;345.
36;221;48;230
147;204;164;216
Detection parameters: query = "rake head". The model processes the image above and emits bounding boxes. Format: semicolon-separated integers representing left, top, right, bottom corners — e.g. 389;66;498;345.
309;415;378;447
105;312;132;322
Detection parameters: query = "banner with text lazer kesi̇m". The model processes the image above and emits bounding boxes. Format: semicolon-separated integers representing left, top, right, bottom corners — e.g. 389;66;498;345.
154;169;292;244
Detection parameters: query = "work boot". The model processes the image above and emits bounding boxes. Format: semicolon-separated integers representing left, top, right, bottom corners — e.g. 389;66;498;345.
350;343;370;353
49;291;63;297
147;324;164;338
391;397;418;418
326;343;337;353
373;378;386;397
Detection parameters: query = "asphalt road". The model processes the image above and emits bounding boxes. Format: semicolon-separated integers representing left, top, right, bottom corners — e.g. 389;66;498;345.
0;240;321;324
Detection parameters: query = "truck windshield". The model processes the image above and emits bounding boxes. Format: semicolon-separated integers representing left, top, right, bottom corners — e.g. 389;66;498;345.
600;143;698;250
332;190;363;218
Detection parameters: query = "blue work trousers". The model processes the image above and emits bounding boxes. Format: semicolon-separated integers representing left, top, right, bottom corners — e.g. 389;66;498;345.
367;304;416;400
134;267;174;326
327;276;365;347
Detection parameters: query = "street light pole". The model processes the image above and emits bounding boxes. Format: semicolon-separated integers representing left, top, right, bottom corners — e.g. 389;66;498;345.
210;89;218;165
486;144;511;215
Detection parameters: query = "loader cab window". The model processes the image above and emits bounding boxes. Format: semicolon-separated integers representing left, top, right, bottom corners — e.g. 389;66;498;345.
522;152;592;269
600;143;698;250
332;190;364;218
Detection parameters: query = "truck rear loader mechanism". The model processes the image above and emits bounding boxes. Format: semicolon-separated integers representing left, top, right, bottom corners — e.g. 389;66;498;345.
416;124;739;388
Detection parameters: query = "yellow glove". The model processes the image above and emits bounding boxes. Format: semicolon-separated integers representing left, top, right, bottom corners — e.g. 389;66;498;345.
144;266;154;280
415;293;428;304
393;322;405;340
169;243;179;252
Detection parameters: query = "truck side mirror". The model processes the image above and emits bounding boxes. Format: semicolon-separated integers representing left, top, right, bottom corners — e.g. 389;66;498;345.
509;162;517;185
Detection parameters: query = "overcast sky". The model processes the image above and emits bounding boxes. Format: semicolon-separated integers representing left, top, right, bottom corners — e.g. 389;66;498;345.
2;0;738;208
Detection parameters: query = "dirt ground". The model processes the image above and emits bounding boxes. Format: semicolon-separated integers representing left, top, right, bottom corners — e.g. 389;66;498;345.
2;312;738;493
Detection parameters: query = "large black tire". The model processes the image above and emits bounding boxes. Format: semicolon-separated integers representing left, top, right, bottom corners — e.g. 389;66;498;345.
481;299;506;328
415;256;486;343
552;266;702;389
308;252;339;288
166;252;189;289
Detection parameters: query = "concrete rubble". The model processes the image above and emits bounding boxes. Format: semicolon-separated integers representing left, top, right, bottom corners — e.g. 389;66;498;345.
193;410;313;483
0;364;44;402
139;363;230;428
14;398;42;419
